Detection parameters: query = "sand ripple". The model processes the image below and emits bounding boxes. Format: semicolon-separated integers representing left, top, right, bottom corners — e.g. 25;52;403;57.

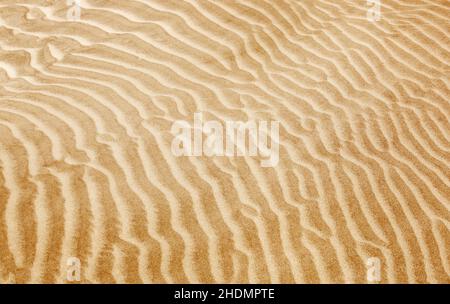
0;0;449;283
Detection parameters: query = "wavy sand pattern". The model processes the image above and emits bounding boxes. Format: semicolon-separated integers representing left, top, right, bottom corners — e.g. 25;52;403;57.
0;0;449;283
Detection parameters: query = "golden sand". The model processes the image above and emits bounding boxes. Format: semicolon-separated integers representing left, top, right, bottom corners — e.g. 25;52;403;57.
0;0;449;283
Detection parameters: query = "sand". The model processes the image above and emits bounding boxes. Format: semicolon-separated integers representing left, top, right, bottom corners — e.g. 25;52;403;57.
0;0;449;283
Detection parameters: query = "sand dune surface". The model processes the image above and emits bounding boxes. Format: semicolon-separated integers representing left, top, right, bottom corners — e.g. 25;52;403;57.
0;0;449;283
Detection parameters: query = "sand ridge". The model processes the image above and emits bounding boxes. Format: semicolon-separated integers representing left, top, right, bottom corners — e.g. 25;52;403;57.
0;0;449;283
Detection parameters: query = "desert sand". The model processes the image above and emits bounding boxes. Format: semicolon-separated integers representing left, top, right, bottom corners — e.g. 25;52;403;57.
0;0;449;283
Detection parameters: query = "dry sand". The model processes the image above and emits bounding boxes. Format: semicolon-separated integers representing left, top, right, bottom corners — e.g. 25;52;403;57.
0;0;449;283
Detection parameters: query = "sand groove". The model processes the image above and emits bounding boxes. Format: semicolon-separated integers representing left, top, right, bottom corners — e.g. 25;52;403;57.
0;0;449;283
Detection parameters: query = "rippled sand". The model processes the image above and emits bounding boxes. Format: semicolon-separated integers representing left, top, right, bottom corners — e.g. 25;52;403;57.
0;0;449;283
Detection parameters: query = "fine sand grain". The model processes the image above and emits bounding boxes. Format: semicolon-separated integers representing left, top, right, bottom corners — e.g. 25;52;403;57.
0;0;449;283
